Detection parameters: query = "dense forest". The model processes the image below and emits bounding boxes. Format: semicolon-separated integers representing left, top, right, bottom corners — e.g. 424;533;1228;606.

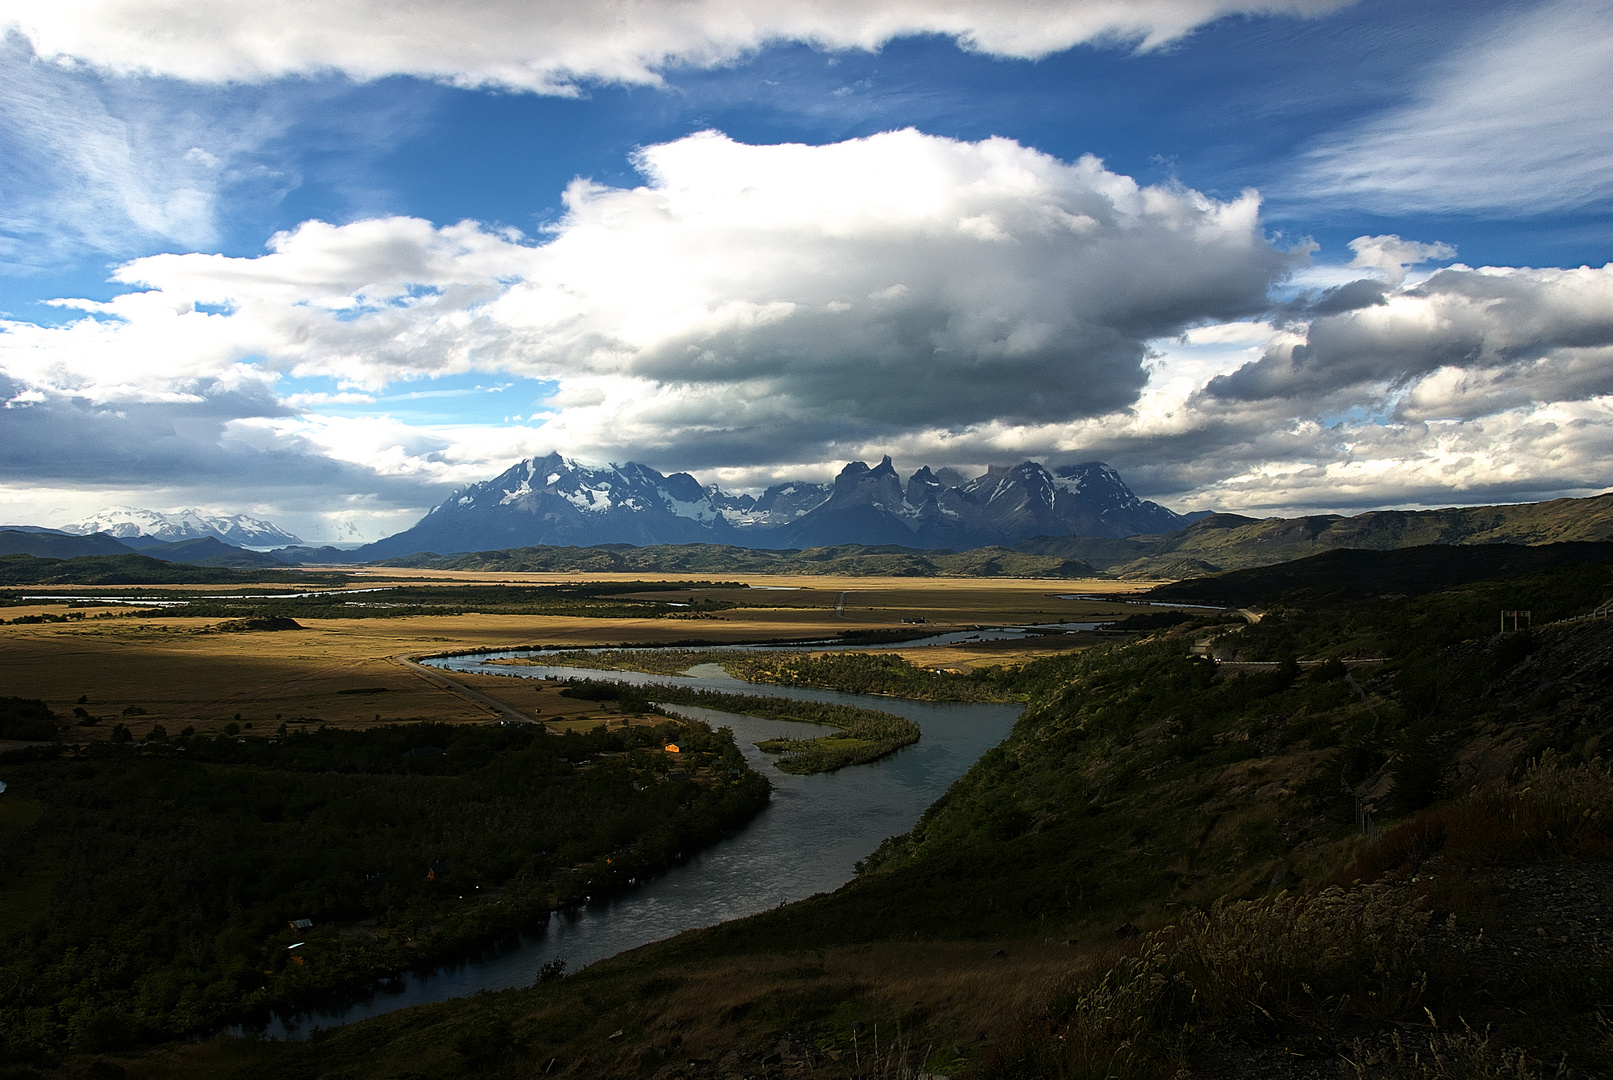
0;718;768;1058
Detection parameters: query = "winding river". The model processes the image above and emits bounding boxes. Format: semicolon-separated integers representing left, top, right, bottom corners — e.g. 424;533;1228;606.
246;650;1025;1039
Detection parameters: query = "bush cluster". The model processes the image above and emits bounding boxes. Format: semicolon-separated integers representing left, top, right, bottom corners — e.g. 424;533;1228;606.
0;718;768;1056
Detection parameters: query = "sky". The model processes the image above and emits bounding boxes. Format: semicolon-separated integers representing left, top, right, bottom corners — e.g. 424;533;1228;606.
1;0;1610;543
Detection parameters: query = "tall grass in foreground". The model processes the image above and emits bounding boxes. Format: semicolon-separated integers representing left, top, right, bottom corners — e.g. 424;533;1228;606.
982;884;1432;1079
977;759;1613;1080
1341;752;1613;884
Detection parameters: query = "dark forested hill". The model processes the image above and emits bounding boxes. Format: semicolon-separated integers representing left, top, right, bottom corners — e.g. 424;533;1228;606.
0;553;339;586
1144;540;1613;607
1014;490;1613;578
0;530;138;559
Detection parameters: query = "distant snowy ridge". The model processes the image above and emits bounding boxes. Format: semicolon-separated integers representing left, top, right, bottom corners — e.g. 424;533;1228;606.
356;452;1191;560
62;506;301;546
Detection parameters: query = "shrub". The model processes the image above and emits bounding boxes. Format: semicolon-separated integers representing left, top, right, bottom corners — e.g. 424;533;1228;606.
985;884;1432;1078
0;697;58;741
1339;755;1613;884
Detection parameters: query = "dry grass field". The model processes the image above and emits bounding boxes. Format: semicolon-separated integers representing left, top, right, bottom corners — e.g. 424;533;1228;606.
1;572;1155;740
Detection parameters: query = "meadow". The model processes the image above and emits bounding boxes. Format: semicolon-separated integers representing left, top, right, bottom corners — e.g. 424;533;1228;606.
0;573;1138;741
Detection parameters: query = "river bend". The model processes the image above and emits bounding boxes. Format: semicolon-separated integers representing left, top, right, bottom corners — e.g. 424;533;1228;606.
249;654;1020;1038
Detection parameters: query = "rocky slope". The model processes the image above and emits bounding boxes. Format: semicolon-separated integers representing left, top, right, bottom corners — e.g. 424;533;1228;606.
778;457;1188;549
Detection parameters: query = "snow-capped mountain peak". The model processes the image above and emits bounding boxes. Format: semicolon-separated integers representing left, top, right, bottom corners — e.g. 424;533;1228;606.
355;452;1190;559
62;506;301;546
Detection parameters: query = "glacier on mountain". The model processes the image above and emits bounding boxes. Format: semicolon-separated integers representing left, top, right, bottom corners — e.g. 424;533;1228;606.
354;452;1191;560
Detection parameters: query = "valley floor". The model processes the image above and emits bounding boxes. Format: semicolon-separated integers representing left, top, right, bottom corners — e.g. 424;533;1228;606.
9;559;1613;1079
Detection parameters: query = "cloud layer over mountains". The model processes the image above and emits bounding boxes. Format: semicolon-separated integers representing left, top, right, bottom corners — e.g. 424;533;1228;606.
2;122;1610;533
0;130;1299;492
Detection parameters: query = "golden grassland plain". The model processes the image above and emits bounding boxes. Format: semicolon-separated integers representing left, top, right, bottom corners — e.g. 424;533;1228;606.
0;573;1155;741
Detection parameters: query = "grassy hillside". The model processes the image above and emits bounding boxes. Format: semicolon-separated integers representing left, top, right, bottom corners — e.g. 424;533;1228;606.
132;537;291;570
378;542;1099;579
0;530;137;560
1019;490;1613;578
1145;540;1613;607
19;554;1613;1078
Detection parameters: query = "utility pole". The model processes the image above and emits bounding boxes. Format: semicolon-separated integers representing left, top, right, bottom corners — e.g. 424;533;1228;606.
1500;610;1532;633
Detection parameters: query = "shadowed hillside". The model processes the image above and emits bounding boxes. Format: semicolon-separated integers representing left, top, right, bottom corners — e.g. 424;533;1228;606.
1018;491;1613;578
1145;540;1613;607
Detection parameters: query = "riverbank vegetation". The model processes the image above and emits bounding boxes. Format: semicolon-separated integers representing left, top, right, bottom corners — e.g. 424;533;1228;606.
558;679;923;773
0;581;743;622
128;582;742;621
0;717;768;1060
509;647;1020;701
0;696;58;740
723;649;1020;702
381;540;1099;578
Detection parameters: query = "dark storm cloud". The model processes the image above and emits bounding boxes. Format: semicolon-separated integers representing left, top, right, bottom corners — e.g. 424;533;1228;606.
1206;265;1613;404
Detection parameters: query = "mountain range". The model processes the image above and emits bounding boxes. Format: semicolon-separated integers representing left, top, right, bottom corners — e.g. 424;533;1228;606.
10;456;1611;581
0;529;295;569
59;506;301;546
329;453;1193;561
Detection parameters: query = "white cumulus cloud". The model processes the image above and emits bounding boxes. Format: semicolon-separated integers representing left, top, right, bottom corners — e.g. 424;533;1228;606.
0;129;1300;469
1;0;1350;93
7;132;1609;524
1345;234;1456;288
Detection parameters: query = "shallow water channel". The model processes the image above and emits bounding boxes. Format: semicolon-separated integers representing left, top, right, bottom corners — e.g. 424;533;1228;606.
247;653;1023;1039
